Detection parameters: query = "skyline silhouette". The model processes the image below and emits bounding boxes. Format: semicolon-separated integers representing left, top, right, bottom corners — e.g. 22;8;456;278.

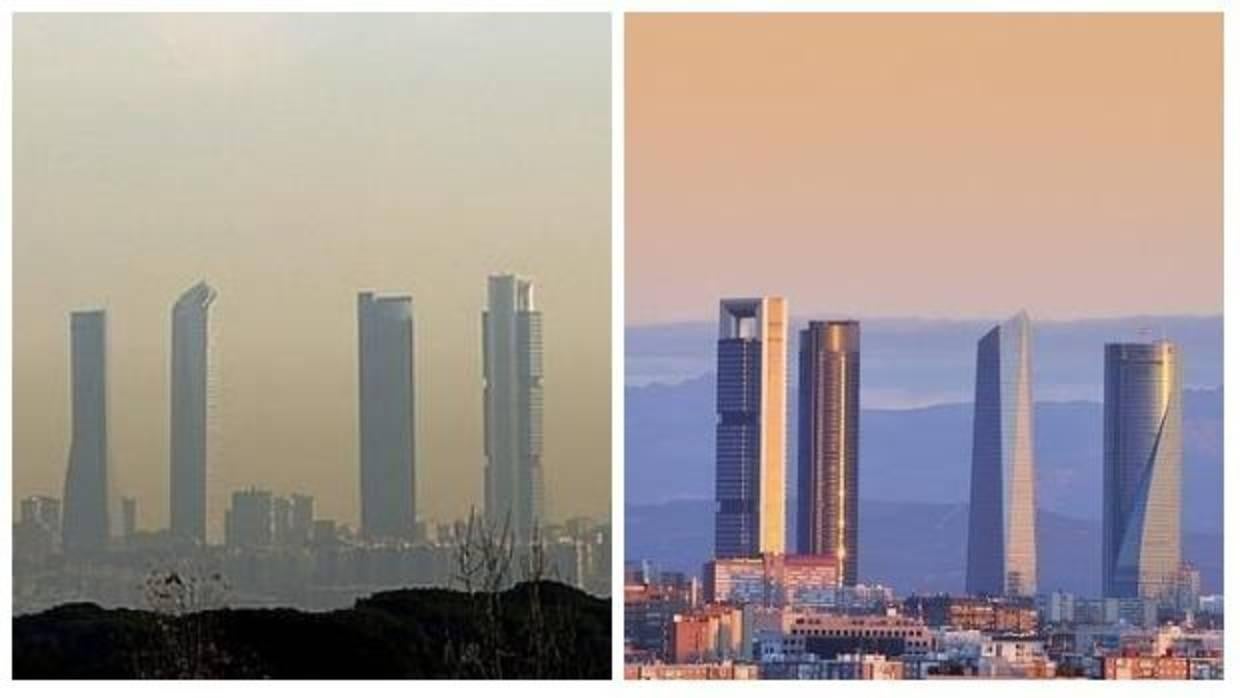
13;14;612;533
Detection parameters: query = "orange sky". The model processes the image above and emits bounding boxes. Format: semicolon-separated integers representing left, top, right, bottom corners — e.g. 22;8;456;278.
627;13;1222;325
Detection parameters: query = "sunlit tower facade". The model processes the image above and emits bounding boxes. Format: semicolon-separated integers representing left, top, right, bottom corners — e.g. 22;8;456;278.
62;310;110;557
483;274;544;543
1103;340;1182;600
357;292;416;541
966;311;1037;597
715;297;788;558
796;320;860;585
170;281;217;544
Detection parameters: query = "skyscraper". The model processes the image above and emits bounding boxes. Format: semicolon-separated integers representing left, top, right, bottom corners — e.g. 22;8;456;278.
715;297;787;558
796;320;860;585
225;487;275;549
483;274;544;543
61;310;109;557
966;311;1037;597
169;281;216;544
1103;340;1182;600
357;292;416;541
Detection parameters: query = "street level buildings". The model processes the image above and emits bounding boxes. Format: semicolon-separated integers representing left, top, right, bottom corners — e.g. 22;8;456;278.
704;554;839;608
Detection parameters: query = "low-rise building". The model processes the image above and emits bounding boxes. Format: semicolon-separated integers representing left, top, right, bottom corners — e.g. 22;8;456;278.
1103;655;1190;680
624;662;759;680
704;554;838;607
669;605;745;663
763;653;905;680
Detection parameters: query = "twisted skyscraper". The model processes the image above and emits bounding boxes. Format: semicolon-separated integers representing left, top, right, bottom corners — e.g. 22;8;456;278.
715;297;787;557
483;274;544;543
966;311;1037;597
170;281;216;544
1103;340;1182;600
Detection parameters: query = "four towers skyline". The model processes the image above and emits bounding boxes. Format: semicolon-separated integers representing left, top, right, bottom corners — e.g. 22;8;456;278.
45;287;1191;600
708;299;1183;600
54;274;549;552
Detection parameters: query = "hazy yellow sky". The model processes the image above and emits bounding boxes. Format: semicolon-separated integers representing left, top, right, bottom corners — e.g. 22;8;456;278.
13;14;611;536
627;13;1222;325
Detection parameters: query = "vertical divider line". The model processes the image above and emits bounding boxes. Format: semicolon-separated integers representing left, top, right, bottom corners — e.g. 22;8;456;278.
609;6;627;683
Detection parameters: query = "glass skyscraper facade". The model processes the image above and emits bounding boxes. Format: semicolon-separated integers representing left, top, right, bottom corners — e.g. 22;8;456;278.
357;291;416;541
169;281;216;544
62;310;109;558
966;311;1037;597
1103;340;1182;600
796;320;860;585
483;274;544;543
715;297;787;558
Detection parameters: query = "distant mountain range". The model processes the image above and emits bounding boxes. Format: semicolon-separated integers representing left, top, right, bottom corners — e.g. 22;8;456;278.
627;373;1222;534
626;498;1223;597
627;315;1223;406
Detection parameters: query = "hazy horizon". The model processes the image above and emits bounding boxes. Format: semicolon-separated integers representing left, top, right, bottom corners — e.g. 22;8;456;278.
626;311;1225;329
13;14;612;538
625;314;1223;406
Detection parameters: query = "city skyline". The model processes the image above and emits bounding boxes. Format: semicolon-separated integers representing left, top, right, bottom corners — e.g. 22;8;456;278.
27;277;589;546
13;14;612;532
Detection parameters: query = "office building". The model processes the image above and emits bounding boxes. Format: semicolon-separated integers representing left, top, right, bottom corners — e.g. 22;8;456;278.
291;493;314;545
797;320;860;585
225;487;274;549
482;274;544;543
1103;340;1182;599
62;310;110;557
715;297;788;557
783;612;935;657
170;281;217;544
966;311;1037;597
704;553;839;607
357;291;416;541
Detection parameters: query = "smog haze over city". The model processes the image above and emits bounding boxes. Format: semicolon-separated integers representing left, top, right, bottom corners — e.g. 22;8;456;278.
13;14;612;537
